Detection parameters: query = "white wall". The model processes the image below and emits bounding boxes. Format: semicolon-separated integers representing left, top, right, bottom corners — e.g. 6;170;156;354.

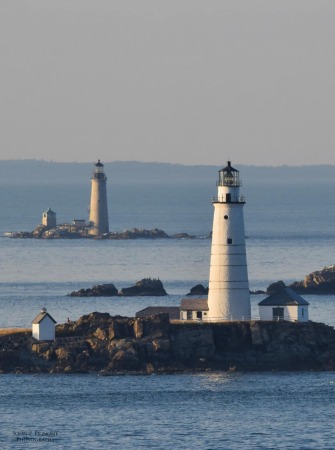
180;310;208;320
32;316;55;340
259;305;309;322
207;199;251;321
89;178;109;235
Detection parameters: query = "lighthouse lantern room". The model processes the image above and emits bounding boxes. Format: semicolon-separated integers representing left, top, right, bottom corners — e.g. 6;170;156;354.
207;161;251;321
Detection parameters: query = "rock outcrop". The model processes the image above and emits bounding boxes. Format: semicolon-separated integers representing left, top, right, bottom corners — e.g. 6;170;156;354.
108;228;169;240
118;278;167;297
69;278;167;297
266;280;287;294
1;313;335;374
69;284;118;297
289;265;335;294
186;284;209;296
266;265;335;295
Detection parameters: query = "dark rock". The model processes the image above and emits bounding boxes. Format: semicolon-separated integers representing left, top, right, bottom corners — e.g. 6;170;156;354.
141;314;170;338
68;283;118;297
289;265;335;294
108;228;169;240
170;323;215;361
266;280;286;294
266;265;335;295
118;278;167;296
109;348;142;371
187;284;209;296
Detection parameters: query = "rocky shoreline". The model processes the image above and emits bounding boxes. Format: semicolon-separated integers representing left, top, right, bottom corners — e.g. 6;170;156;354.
7;226;198;240
1;312;335;374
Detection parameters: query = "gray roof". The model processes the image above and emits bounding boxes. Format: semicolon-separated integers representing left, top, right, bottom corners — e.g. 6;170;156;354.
44;207;56;215
258;287;309;307
135;306;180;320
180;298;209;311
32;311;57;324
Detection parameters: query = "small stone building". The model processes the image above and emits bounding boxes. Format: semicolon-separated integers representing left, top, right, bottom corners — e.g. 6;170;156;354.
180;298;208;320
258;287;309;322
42;207;56;229
32;308;57;341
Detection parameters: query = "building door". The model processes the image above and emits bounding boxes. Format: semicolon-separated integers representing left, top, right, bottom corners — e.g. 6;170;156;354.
273;307;284;321
226;193;231;203
196;311;202;320
187;311;192;320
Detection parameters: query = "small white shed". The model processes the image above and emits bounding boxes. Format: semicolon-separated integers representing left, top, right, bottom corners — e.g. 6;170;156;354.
180;298;208;320
32;308;57;341
258;287;309;322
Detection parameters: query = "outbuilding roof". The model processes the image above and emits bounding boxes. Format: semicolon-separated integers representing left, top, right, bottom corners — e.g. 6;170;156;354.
180;298;209;311
32;309;57;324
258;287;309;307
135;306;180;320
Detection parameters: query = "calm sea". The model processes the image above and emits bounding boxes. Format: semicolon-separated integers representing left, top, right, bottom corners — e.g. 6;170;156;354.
0;167;335;448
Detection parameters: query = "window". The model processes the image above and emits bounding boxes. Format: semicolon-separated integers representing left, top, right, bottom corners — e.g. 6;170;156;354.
302;308;304;317
224;215;229;220
227;238;232;245
187;311;192;320
196;311;202;319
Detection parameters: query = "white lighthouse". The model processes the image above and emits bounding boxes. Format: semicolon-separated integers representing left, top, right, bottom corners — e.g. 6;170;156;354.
89;160;109;236
207;161;251;321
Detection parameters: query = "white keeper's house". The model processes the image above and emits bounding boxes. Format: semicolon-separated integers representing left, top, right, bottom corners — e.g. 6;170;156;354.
258;287;309;322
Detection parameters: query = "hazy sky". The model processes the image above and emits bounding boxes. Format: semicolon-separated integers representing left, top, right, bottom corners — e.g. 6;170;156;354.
1;1;334;166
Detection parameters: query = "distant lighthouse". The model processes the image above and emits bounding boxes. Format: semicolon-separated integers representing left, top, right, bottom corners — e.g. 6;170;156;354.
89;160;109;236
207;161;251;321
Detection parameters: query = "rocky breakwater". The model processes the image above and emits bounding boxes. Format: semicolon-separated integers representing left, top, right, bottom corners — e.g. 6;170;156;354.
68;278;167;297
1;314;335;374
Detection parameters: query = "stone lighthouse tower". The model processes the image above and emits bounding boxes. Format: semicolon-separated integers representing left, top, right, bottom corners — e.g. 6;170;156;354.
207;161;251;321
89;160;109;236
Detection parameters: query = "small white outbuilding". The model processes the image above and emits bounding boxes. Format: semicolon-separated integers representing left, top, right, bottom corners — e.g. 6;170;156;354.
180;298;209;321
258;287;309;322
32;308;57;341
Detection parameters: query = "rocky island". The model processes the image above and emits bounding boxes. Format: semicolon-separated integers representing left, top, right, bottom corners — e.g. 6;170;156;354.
68;278;167;297
265;265;335;295
7;225;197;240
1;312;335;374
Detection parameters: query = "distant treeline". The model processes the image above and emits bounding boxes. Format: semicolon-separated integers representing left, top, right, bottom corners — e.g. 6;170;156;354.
0;159;335;185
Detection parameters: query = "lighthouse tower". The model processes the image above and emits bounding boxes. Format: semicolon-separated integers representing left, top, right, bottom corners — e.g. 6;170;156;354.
89;160;109;236
207;161;251;321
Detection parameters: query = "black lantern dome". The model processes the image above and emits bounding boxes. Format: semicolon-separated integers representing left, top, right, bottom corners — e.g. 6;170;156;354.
218;161;241;187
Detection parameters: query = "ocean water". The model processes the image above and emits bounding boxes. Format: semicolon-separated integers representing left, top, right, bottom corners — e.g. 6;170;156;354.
1;166;335;448
1;372;335;450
